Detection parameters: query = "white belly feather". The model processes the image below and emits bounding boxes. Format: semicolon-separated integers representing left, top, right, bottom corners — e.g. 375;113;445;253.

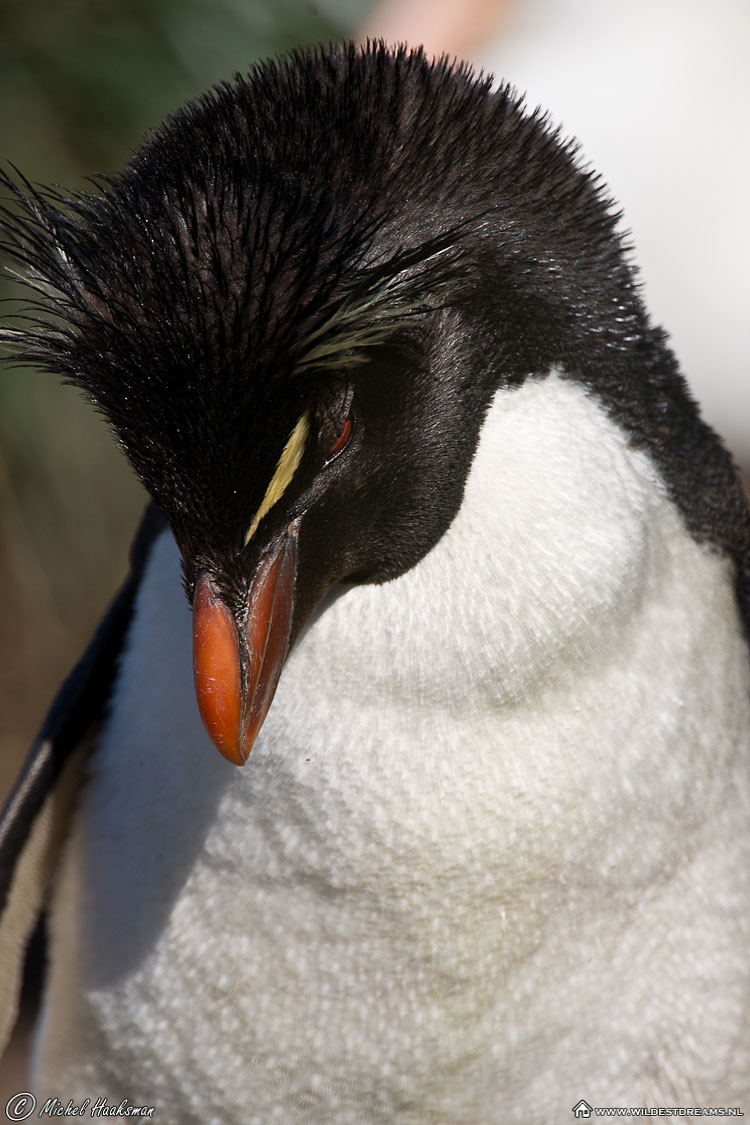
33;374;750;1120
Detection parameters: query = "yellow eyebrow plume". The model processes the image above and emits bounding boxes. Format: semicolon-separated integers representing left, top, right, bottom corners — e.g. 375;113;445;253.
244;411;310;546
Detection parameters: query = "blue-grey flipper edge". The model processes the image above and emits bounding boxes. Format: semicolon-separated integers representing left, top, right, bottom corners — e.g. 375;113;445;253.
0;502;166;1056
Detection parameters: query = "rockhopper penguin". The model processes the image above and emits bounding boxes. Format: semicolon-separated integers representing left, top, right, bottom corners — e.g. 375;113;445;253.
0;42;749;1121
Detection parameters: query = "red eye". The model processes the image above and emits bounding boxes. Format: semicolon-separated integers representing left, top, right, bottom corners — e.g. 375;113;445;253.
329;416;352;458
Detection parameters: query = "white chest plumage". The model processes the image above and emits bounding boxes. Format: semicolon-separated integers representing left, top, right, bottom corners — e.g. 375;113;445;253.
33;374;750;1120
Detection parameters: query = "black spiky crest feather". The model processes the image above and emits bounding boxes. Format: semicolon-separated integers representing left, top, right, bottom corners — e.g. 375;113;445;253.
0;43;626;382
0;41;748;624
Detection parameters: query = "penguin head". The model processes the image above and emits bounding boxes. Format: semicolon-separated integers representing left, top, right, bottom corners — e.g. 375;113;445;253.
0;44;650;763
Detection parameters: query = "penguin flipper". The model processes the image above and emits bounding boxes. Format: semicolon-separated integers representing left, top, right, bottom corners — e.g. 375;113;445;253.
0;502;166;1055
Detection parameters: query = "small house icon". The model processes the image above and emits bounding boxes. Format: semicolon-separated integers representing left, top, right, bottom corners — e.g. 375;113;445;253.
572;1100;593;1120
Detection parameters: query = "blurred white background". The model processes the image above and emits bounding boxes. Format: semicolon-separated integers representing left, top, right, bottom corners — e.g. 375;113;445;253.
363;0;750;467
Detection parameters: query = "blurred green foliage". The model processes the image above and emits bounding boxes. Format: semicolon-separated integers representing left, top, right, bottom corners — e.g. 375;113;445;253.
0;0;370;779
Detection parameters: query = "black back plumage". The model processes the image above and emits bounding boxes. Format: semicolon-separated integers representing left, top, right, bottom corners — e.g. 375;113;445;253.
1;42;748;628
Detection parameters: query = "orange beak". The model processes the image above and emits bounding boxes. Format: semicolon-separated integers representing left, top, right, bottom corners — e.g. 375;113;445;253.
192;526;298;765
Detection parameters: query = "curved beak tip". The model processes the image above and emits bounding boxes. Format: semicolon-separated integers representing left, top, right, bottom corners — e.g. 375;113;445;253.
191;529;298;767
192;574;246;766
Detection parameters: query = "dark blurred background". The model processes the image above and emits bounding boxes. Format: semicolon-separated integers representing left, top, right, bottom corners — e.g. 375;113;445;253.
0;0;372;798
